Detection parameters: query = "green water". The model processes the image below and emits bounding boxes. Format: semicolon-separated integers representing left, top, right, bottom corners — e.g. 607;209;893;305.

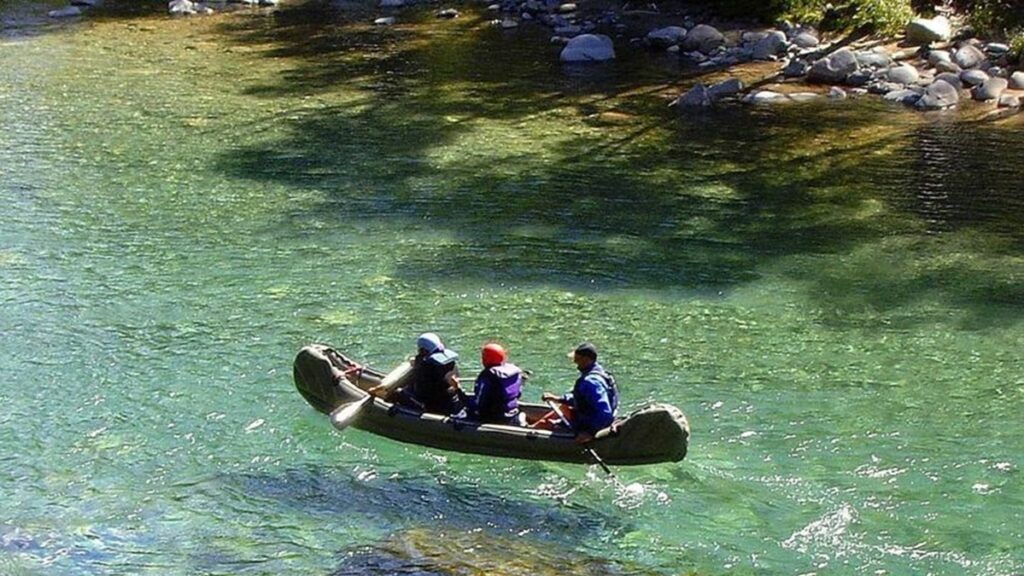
2;2;1022;574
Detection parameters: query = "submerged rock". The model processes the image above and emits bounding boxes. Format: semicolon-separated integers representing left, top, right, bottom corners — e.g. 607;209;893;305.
707;78;743;100
672;83;711;107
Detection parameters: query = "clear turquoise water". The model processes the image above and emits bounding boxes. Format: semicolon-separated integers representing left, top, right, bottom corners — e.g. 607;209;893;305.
2;2;1022;574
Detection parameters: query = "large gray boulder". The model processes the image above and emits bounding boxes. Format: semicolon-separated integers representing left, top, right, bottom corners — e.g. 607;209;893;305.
916;79;960;109
855;50;891;69
935;72;963;90
1010;71;1024;89
973;77;1008;101
960;68;990;87
807;48;858;84
927;49;951;66
681;24;725;54
646;26;687;49
887;63;920;85
752;31;787;60
791;31;819;49
883;89;922;105
560;34;615;62
953;44;986;69
906;15;952;45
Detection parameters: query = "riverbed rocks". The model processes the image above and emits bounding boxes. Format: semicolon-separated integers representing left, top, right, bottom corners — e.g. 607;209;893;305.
560;34;615;63
807;49;859;84
646;26;687;49
954;44;987;69
905;15;952;45
670;77;745;107
974;77;1009;101
916;79;960;109
681;24;725;54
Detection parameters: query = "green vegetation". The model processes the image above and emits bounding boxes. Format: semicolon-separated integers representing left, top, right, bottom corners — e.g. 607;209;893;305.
708;0;913;35
710;0;1022;55
952;1;1024;60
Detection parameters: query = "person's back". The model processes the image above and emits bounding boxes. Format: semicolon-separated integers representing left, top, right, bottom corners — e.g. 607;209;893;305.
405;332;461;414
539;342;617;442
466;343;523;425
570;359;617;433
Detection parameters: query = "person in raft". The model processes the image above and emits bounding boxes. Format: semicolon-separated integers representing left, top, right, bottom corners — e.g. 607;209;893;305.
537;342;618;443
391;332;462;414
452;342;524;425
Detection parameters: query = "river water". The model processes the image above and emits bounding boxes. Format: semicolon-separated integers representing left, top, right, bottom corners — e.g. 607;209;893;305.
2;2;1022;574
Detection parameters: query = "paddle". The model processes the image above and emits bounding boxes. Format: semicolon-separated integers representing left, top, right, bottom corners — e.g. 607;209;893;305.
330;394;374;430
545;400;616;479
331;361;414;431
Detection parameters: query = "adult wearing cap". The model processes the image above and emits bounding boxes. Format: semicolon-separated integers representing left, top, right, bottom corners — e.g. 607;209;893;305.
453;343;524;425
397;332;462;414
540;342;618;443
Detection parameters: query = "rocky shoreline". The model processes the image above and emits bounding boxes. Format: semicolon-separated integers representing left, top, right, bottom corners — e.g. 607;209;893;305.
45;0;1024;114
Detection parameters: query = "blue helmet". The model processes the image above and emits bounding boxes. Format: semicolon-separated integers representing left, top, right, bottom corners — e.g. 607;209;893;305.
416;332;443;354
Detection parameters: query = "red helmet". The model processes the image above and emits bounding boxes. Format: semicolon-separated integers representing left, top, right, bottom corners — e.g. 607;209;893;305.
481;343;507;367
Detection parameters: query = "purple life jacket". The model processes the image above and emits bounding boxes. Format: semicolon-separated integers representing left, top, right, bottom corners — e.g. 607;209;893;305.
472;362;523;422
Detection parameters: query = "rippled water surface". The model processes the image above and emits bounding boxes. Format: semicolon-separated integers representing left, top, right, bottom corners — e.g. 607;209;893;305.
2;2;1023;574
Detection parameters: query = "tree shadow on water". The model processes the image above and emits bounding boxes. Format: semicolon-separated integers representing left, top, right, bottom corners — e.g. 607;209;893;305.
212;2;1024;328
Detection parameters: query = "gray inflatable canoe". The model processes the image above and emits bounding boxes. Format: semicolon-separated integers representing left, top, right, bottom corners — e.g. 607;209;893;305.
293;344;689;466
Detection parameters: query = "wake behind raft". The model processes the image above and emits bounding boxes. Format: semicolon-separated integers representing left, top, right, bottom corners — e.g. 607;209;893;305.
293;344;689;466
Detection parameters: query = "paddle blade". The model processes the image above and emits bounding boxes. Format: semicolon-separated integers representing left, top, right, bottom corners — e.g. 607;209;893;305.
330;395;373;430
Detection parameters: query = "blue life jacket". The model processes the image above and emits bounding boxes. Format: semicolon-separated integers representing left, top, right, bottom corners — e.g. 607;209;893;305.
570;363;618;432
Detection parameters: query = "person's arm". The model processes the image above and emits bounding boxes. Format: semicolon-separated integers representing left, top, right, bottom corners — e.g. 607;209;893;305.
474;373;496;417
